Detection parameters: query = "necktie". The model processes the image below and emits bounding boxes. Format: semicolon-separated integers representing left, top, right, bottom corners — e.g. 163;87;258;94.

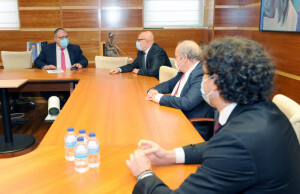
173;74;185;96
213;120;221;135
61;48;66;69
142;52;146;69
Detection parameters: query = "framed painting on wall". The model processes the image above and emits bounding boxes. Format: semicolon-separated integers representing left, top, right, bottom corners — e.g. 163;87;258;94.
260;0;300;32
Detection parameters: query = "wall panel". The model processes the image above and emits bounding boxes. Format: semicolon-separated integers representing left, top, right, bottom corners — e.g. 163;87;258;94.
214;6;259;27
101;9;142;28
101;0;142;7
214;30;300;77
68;31;100;64
19;0;60;7
19;10;61;28
61;0;99;6
62;9;99;28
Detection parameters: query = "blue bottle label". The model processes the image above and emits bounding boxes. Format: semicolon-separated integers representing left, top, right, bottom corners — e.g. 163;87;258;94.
65;141;76;148
88;148;99;154
75;153;88;159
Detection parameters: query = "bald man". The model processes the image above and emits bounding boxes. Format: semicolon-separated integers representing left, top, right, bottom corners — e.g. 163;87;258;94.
146;40;215;140
110;31;171;79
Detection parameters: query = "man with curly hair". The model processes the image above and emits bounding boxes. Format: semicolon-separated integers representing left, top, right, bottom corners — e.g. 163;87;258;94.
126;36;300;193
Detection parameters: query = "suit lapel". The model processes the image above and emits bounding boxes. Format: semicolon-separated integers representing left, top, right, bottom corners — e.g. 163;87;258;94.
67;45;73;65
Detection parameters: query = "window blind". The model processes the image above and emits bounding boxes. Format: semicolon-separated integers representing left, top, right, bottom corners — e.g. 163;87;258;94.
0;0;19;30
144;0;205;28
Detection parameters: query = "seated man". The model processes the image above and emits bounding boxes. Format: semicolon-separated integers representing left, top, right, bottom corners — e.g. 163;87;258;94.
34;28;88;70
110;31;171;79
146;40;215;140
126;37;300;193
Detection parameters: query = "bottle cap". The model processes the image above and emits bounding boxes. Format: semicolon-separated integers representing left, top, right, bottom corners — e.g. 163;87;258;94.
67;127;74;132
77;137;84;141
89;132;96;137
79;129;86;134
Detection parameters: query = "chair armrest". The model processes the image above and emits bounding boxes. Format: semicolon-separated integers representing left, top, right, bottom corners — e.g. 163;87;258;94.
189;118;214;124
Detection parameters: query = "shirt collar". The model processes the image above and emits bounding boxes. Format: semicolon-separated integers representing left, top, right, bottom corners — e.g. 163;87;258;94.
56;44;66;51
218;103;237;125
144;45;152;55
184;61;199;77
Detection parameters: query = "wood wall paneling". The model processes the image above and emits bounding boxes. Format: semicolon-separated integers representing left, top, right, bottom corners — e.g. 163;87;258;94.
101;0;143;8
62;9;100;28
18;0;60;7
68;31;100;65
214;6;259;27
215;0;239;5
0;31;56;62
101;9;142;28
19;10;61;28
152;29;212;58
215;0;260;5
213;30;300;77
239;0;260;5
61;0;99;6
214;8;240;27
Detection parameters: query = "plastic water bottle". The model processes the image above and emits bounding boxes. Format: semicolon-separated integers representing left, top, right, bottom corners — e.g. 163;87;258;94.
74;137;89;173
88;132;100;168
64;127;77;161
78;129;88;144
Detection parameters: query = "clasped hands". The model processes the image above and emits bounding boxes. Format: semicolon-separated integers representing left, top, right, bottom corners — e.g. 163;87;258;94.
110;68;140;74
145;89;158;102
43;63;82;70
126;140;176;178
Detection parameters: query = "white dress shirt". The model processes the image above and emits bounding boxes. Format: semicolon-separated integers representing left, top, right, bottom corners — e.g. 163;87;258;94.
56;44;72;69
153;61;199;103
174;102;237;163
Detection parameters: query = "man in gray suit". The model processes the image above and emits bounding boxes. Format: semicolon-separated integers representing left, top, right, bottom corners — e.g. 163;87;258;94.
146;40;214;140
126;37;300;193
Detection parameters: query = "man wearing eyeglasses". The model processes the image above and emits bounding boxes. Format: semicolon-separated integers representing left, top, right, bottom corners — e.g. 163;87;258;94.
34;28;88;70
110;31;171;79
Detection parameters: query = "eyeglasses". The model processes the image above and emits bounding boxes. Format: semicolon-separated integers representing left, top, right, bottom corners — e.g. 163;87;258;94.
56;36;69;39
137;39;146;42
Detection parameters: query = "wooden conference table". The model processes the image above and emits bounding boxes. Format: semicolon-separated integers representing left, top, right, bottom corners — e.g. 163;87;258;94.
0;68;203;193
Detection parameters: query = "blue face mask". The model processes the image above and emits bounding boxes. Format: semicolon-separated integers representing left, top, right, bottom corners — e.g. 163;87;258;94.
136;41;142;51
201;75;214;106
60;38;69;48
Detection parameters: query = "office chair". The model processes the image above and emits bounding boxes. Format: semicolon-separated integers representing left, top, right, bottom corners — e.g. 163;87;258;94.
95;56;128;69
1;51;32;69
159;66;178;83
1;51;35;115
169;57;177;70
272;94;300;144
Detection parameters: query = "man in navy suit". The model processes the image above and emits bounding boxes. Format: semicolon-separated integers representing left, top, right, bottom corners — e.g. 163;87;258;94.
146;40;214;140
34;28;88;70
110;31;171;79
126;37;300;193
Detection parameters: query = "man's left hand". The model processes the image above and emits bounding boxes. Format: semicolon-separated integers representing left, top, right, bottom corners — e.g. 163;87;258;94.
72;63;82;69
132;69;139;74
126;149;152;177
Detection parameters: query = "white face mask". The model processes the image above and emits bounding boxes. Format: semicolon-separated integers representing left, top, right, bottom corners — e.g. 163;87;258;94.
136;41;143;51
200;75;215;106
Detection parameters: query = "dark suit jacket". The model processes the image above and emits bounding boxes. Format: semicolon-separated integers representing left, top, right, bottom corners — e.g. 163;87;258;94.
120;43;171;79
34;43;88;69
133;101;300;193
152;62;215;140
